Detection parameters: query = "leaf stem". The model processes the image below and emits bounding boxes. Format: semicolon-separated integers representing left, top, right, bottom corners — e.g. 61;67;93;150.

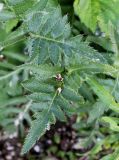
67;63;118;78
29;32;68;46
48;91;57;113
0;65;24;81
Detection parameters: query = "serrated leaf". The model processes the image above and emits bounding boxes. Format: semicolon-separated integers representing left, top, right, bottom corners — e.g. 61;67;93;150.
22;92;57;154
87;77;119;113
24;64;63;80
101;117;119;132
74;0;119;35
74;0;100;32
0;96;27;107
31;102;50;111
52;104;66;121
62;86;83;102
88;101;108;123
21;110;51;154
25;7;106;65
22;78;54;93
7;0;35;16
67;62;118;78
0;28;26;49
28;93;52;102
49;43;60;64
55;95;76;116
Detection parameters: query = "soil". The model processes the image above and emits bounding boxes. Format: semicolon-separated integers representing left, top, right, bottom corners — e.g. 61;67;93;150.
0;116;108;160
0;116;89;160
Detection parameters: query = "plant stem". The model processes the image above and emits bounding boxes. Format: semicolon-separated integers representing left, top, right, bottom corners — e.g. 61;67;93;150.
0;65;24;81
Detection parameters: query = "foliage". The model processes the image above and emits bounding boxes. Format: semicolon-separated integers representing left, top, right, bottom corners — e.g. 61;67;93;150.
74;0;119;36
0;0;119;159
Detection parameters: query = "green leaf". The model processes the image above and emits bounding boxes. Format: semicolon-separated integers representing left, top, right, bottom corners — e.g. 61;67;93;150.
29;0;48;14
67;62;118;78
90;134;119;155
88;101;108;123
2;51;27;62
98;79;119;102
27;93;52;102
52;104;66;122
74;0;119;35
101;148;119;160
31;102;50;111
7;0;35;16
5;19;18;33
0;11;15;21
74;0;100;32
2;0;119;156
87;77;119;113
25;7;106;65
22;78;54;93
0;62;15;70
0;96;27;107
62;86;83;102
47;0;58;7
56;95;77;116
101;117;119;132
0;28;26;49
22;92;57;154
21;110;51;154
22;64;63;80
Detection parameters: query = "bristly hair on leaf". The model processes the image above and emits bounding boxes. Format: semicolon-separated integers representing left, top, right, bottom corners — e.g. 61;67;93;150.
1;0;119;156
